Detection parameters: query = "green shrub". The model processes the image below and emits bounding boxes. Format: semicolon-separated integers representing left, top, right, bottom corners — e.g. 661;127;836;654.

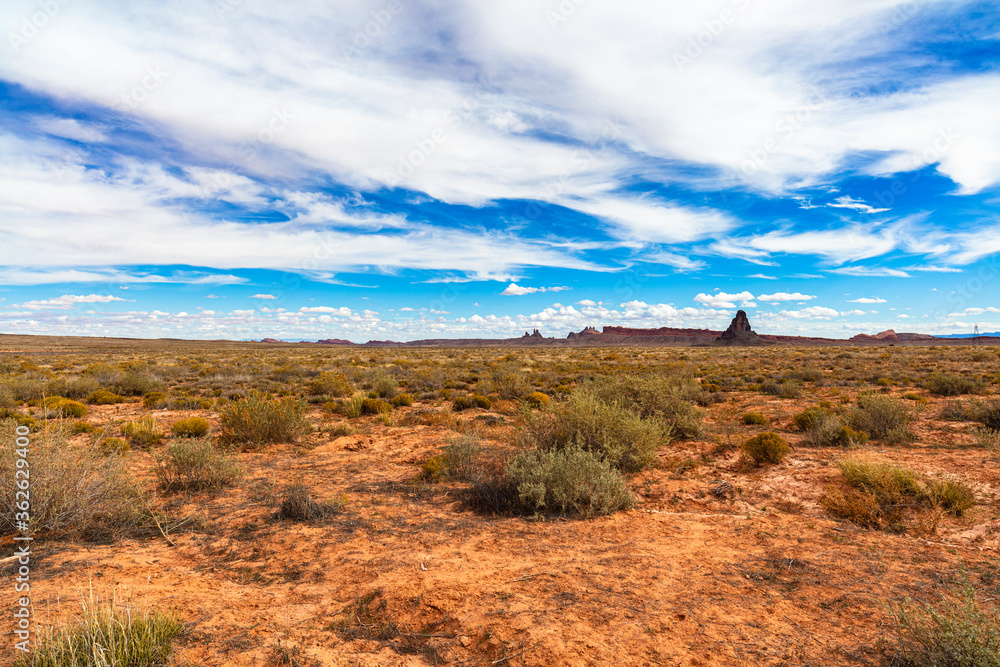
41;397;89;419
520;388;672;472
307;372;353;397
419;434;483;482
87;389;126;405
452;395;490;411
584;374;703;439
0;420;142;539
795;407;868;447
70;421;97;435
886;580;1000;667
390;393;414;408
472;394;492;409
761;380;802;398
155;438;242;492
361;398;392;415
505;444;634;517
833;458;975;520
849;395;915;445
121;416;164;447
742;432;790;466
923;372;985;396
275;483;346;522
939;399;976;422
741;412;768;426
0;410;38;431
372;374;398;399
793;406;834;432
13;593;183;667
0;384;14;410
219;392;307;446
113;371;164;397
170;417;210;438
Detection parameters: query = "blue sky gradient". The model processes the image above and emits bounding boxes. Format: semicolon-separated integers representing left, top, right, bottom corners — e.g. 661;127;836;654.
1;0;998;341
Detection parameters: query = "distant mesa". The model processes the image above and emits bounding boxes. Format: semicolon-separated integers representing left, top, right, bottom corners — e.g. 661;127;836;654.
316;338;355;345
522;329;544;339
849;329;900;343
567;326;601;339
259;337;282;343
707;310;774;347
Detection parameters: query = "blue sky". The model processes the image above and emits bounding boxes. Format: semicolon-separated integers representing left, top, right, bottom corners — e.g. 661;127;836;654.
1;0;999;342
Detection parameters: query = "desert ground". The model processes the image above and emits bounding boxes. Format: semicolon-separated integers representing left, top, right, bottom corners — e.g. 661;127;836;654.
1;335;998;666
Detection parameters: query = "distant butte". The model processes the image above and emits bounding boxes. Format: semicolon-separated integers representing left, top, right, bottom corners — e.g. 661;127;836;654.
706;310;774;347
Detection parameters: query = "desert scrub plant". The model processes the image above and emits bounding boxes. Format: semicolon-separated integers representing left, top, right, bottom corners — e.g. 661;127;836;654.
41;396;88;419
451;395;492;411
760;380;802;399
519;388;673;472
975;400;1000;431
584;373;703;439
885;578;1000;667
849;394;915;445
793;406;868;447
87;389;126;405
142;391;169;409
418;433;483;482
483;365;532;400
332;589;399;641
741;412;768;426
170;416;210;438
923;371;985;396
98;436;130;456
121;416;164;447
274;483;346;523
0;420;143;539
390;392;414;408
155;438;242;492
830;458;975;522
306;371;353;397
505;444;634;517
113;370;164;397
341;392;368;418
361;398;392;415
524;391;551;408
13;591;183;667
44;375;99;400
742;432;790;466
218;392;307;447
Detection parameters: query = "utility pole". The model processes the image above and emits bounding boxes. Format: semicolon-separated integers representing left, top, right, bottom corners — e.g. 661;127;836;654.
974;324;980;345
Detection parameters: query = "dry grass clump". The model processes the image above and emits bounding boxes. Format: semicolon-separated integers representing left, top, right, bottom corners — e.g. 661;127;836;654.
219;392;307;447
418;434;483;482
885;579;1000;667
0;420;143;539
520;388;672;472
742;432;790;466
482;364;532;400
155;438;242;492
13;589;183;667
332;590;399;641
976;400;1000;431
361;398;392;415
822;458;975;530
44;375;100;400
170;416;210;438
390;392;414;407
848;394;915;445
274;483;346;523
122;416;165;447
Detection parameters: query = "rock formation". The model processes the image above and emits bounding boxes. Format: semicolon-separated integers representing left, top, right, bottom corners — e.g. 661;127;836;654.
522;329;543;339
849;329;901;343
707;310;772;347
566;326;601;339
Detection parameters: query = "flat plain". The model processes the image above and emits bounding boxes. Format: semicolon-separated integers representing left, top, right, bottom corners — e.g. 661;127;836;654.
1;334;998;666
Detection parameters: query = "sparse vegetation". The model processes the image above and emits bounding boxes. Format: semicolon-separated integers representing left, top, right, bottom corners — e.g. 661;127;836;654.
219;392;308;446
742;432;790;466
155;438;242;492
741;411;768;426
848;394;915;445
122;416;165;447
170;416;210;438
275;483;346;522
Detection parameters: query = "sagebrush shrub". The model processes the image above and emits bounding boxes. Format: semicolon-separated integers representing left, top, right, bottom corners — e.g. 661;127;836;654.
505;444;634;517
742;432;790;466
976;400;1000;431
525;391;551;408
923;372;984;396
87;389;126;405
584;374;703;439
742;412;768;426
361;398;392;415
219;392;307;446
390;393;414;407
307;371;353;397
42;397;88;419
849;395;915;445
520;388;672;472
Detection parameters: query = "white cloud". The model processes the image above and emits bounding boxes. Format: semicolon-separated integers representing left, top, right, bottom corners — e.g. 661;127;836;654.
777;306;840;319
848;297;887;303
576;299;597;306
501;283;571;296
17;294;126;310
828;267;910;278
757;292;816;302
827;196;889;214
693;291;756;308
250;294;277;299
299;306;353;316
